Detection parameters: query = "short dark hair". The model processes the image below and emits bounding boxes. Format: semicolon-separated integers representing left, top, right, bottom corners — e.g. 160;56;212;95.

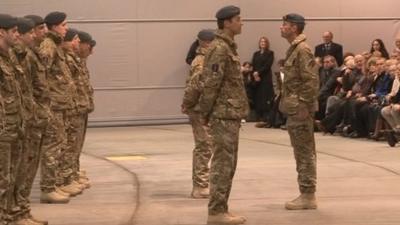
217;19;224;29
294;22;305;34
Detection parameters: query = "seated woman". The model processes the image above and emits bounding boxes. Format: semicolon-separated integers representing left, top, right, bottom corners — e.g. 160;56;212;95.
366;60;396;140
370;38;390;59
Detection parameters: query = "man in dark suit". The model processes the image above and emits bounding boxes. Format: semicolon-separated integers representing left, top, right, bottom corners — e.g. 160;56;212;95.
314;31;343;66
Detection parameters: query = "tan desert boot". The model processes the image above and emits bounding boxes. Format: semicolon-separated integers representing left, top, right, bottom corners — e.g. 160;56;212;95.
40;191;70;204
285;193;317;210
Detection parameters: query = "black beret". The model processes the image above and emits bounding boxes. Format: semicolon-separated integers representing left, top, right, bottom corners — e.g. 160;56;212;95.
77;31;93;44
90;39;96;47
64;28;79;42
0;14;17;30
197;29;215;42
24;15;45;27
44;11;66;27
216;5;240;20
283;13;305;25
17;17;35;34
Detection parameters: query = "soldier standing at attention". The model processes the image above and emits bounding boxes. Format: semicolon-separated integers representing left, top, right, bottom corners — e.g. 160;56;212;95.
182;29;215;199
75;30;96;186
39;11;82;203
198;5;249;225
62;28;90;190
0;14;24;225
279;13;319;210
10;17;49;225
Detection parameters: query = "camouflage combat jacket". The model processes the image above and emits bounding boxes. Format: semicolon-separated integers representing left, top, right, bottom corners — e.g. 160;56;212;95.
27;45;52;128
9;44;36;124
0;50;23;142
38;31;76;112
182;46;207;112
279;34;319;115
79;59;94;113
198;29;249;120
65;49;89;115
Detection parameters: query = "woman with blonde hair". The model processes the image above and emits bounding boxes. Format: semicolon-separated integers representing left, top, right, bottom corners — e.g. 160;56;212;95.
251;36;274;128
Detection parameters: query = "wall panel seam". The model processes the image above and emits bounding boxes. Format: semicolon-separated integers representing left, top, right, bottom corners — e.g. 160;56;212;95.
69;17;400;24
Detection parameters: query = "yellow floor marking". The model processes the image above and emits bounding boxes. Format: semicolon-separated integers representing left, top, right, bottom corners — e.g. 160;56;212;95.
106;155;147;161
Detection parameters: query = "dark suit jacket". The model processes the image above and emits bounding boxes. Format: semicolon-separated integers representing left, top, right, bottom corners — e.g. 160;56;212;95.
314;42;343;66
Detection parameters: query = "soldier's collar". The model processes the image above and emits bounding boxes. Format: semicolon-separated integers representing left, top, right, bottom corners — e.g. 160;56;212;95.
63;47;75;55
215;29;237;50
290;34;307;46
11;43;28;60
196;46;207;55
47;31;63;45
65;49;81;62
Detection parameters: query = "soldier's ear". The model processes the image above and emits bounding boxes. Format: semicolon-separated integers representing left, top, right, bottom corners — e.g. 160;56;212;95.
0;29;5;38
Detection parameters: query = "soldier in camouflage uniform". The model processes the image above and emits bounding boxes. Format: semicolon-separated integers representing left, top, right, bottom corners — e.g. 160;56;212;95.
38;11;82;204
279;13;319;210
62;28;90;189
9;16;51;225
7;17;50;225
75;31;96;185
0;14;24;225
198;6;248;225
182;29;215;199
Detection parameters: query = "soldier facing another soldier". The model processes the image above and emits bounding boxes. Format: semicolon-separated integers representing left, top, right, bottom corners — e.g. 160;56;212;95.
279;13;319;210
182;29;215;199
198;5;249;225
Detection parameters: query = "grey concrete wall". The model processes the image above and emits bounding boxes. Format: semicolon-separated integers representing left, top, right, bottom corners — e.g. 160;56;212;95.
2;0;400;126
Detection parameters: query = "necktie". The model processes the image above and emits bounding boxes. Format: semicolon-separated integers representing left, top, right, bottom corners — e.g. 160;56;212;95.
325;44;330;52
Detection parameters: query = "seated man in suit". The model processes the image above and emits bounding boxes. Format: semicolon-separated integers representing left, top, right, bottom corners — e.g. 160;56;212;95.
315;31;344;66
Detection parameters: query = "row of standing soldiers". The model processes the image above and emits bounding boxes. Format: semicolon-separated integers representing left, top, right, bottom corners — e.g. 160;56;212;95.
0;11;95;225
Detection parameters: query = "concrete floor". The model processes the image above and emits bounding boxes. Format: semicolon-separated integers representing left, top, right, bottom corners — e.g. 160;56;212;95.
29;123;400;225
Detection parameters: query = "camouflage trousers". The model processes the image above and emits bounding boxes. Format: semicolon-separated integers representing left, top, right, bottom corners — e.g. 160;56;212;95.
287;114;317;194
1;140;22;223
189;112;212;188
66;114;87;182
208;118;241;215
0;141;12;222
40;111;65;192
57;113;84;185
13;125;44;219
76;114;88;173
